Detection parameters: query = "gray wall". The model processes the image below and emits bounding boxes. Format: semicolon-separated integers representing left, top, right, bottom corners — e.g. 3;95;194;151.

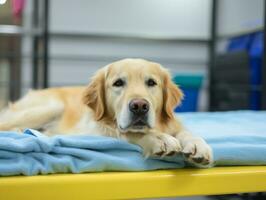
217;0;263;37
50;0;211;39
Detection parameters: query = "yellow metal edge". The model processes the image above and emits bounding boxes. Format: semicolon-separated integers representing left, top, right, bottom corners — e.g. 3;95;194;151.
1;166;266;199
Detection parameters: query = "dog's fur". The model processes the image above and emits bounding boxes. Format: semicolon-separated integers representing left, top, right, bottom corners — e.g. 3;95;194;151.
0;59;213;167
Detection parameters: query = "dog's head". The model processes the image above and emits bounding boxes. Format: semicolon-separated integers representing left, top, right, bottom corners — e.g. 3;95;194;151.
83;59;183;133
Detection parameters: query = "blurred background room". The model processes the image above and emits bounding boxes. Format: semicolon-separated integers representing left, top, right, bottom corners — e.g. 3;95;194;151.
0;0;265;112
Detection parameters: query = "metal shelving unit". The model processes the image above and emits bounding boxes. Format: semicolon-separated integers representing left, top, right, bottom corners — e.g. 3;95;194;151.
0;25;41;36
0;26;23;101
0;0;49;100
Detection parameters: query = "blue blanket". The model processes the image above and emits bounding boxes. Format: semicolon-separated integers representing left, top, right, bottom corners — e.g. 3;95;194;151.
0;111;266;176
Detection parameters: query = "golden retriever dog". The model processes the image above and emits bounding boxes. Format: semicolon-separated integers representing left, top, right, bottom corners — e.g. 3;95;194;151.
0;58;213;167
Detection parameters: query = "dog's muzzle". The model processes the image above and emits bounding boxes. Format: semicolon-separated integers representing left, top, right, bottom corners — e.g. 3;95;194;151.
128;98;150;129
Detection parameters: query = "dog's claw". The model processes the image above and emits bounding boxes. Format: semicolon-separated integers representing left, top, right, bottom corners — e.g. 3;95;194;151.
182;138;213;168
142;134;182;158
155;151;164;156
192;157;204;163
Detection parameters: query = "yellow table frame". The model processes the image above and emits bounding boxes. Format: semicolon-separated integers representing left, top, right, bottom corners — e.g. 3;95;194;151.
1;166;266;199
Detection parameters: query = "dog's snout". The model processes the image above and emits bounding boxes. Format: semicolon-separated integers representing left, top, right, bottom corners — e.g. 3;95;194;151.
129;99;149;115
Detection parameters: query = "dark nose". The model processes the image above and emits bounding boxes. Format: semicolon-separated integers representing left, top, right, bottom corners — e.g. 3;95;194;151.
129;99;149;115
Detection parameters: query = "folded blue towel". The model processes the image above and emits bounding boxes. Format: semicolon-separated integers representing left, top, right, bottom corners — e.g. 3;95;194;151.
0;111;266;176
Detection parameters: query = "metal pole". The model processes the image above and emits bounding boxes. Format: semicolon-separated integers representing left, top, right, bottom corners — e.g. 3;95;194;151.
43;0;49;88
9;37;21;101
208;0;218;111
32;0;39;89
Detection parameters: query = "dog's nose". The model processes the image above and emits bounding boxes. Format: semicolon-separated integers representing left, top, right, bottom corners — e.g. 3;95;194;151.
129;99;149;115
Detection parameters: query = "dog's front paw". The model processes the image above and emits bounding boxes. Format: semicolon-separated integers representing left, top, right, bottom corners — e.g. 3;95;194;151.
142;134;182;158
182;137;213;168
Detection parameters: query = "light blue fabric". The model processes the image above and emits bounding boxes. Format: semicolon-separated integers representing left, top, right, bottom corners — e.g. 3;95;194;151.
0;111;266;176
180;111;266;166
0;129;184;176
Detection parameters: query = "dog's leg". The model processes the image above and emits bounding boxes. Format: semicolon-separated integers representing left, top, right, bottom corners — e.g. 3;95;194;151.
175;129;213;167
0;91;64;131
125;132;182;158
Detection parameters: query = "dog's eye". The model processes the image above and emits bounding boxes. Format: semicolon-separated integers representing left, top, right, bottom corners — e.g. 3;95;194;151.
113;79;125;87
146;79;157;87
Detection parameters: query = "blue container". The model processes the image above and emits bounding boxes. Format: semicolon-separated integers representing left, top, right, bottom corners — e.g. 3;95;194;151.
249;32;263;110
173;75;203;112
226;31;263;110
249;32;263;85
227;34;253;52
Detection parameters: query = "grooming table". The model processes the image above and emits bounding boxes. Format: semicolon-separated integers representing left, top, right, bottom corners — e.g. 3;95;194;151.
1;166;266;199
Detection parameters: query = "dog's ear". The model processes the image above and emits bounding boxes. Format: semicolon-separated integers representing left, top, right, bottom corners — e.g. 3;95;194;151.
162;70;183;120
83;69;106;121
